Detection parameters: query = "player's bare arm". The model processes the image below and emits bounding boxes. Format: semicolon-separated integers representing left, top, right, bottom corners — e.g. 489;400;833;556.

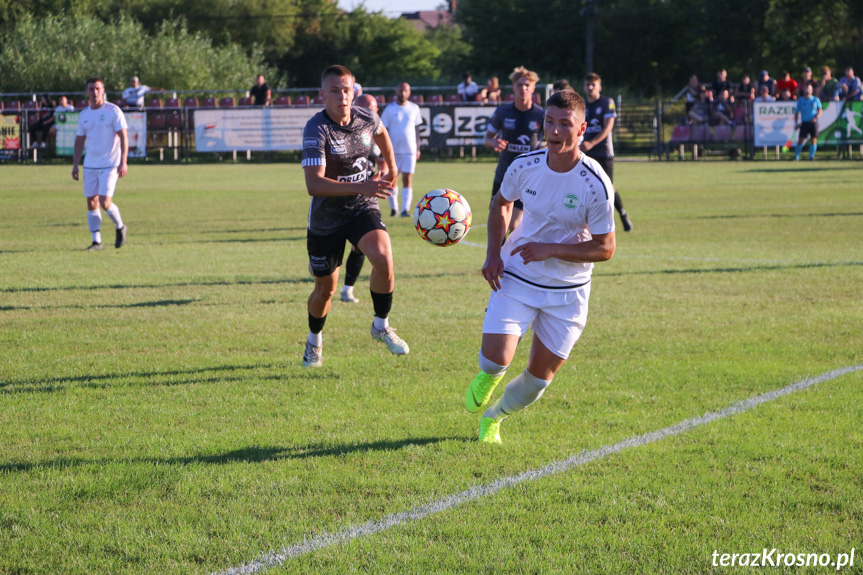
71;135;86;180
304;165;394;198
117;129;128;178
373;125;399;185
484;130;508;153
511;231;616;264
581;116;614;153
482;193;514;291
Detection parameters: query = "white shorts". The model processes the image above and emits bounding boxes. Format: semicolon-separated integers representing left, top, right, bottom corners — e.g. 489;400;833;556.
394;152;416;175
482;275;591;360
82;167;119;198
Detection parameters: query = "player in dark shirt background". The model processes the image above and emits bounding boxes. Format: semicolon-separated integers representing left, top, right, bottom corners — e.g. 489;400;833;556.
581;73;633;231
300;65;409;367
484;66;545;235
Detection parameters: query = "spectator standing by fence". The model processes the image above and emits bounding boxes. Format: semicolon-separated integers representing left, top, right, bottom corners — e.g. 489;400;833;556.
757;71;776;98
797;67;818;99
818;67;837;101
457;73;479;102
735;74;754;101
250;74;271;106
776;71;798;100
122;76;161;108
833;67;863;101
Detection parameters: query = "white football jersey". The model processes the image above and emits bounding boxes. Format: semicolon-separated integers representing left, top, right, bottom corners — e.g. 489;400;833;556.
499;149;615;289
381;100;422;153
76;103;128;169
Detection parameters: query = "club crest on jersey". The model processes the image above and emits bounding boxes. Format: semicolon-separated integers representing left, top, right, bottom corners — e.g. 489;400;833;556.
563;194;579;209
361;131;372;146
331;139;347;154
529;121;539;131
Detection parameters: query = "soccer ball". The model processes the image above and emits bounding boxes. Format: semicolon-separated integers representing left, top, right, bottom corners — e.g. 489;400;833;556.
413;189;472;246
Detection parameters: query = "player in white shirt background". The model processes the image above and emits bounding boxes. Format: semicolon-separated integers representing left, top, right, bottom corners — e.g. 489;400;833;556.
72;77;129;251
464;89;616;444
380;82;423;217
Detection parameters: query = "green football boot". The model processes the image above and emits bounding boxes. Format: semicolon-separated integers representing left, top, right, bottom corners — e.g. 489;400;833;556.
465;371;504;413
478;417;502;445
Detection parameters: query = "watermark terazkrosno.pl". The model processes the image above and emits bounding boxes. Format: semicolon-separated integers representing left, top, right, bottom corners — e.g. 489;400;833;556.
712;548;855;570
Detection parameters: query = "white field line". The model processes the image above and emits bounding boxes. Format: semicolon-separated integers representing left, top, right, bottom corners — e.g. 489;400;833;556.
214;365;863;575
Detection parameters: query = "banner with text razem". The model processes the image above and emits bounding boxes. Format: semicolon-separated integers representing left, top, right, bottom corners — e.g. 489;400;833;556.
753;100;863;146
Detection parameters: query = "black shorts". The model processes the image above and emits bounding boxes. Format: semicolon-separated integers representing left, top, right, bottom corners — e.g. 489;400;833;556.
799;121;818;140
589;155;614;183
491;180;524;210
307;212;387;277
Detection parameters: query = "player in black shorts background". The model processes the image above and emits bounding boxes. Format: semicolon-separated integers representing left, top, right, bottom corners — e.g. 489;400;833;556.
484;66;545;235
300;65;409;367
581;73;633;231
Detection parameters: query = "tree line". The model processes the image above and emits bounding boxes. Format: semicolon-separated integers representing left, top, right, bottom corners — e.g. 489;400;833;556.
1;0;860;95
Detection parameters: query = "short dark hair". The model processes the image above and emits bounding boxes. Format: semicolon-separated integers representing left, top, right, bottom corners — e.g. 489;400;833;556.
552;79;572;92
584;72;601;83
321;65;352;86
86;76;104;87
546;90;585;119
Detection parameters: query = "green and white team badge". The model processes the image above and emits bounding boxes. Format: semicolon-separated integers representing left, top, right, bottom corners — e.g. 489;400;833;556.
362;131;372;146
563;194;579;209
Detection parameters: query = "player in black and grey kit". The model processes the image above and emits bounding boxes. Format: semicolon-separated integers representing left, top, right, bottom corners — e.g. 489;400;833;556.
581;72;633;231
301;65;408;367
484;66;545;234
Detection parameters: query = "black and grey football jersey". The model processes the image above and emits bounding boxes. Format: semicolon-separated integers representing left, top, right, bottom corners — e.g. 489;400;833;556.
301;106;383;234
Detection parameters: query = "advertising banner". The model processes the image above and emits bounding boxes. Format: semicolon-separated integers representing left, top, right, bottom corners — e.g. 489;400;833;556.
55;110;148;158
753;101;863;146
425;105;496;148
194;108;317;151
0;115;21;159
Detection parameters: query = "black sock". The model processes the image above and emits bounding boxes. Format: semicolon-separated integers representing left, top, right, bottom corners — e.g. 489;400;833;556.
614;191;625;215
308;312;327;334
370;290;393;319
345;249;365;287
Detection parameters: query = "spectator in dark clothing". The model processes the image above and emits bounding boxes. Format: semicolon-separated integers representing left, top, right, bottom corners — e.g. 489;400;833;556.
711;89;735;126
250;74;271;106
757;71;776;97
735;74;755;101
28;96;55;148
797;67;818;99
818;66;838;101
712;69;735;103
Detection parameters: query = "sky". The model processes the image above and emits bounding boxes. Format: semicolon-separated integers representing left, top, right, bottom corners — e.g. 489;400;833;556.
336;0;445;17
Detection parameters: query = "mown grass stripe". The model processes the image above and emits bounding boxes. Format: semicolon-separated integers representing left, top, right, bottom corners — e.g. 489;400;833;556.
215;365;863;575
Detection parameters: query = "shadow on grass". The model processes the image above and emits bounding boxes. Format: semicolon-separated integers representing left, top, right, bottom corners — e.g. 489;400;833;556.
0;437;465;473
0;362;321;394
698;211;863;220
195;236;305;244
0;299;198;312
0;271;463;294
201;227;307;235
744;166;859;173
602;260;863;278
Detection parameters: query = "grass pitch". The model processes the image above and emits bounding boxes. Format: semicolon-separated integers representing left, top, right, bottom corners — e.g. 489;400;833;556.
1;160;861;574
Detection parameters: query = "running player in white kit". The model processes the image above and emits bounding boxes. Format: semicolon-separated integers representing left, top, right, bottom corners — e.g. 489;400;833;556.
380;82;423;217
72;77;129;251
464;89;616;444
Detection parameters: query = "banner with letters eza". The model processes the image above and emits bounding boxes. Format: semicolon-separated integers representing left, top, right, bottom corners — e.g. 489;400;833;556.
753;100;863;146
0;114;21;159
55;110;148;158
424;105;496;148
194;108;317;151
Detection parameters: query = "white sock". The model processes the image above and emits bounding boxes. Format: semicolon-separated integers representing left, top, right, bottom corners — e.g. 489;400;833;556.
373;316;389;331
484;370;551;421
388;190;398;212
401;187;413;213
104;203;124;230
307;331;322;347
341;285;353;295
478;351;508;376
87;209;102;243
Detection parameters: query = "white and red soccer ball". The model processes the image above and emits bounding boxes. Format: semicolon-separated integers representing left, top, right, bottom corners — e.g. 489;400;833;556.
413;189;472;246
